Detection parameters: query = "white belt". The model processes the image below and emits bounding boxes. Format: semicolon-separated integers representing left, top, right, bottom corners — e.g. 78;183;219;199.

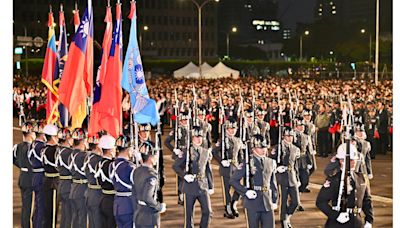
347;208;362;214
33;168;45;173
138;200;147;206
20;168;29;172
116;192;132;197
253;186;269;192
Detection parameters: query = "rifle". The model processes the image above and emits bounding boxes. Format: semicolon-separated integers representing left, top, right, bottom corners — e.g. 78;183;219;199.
288;90;294;128
192;85;198;126
154;122;161;201
277;87;282;164
241;95;251;189
333;95;354;212
219;93;226;160
174;90;179;150
185;103;192;173
251;86;256;126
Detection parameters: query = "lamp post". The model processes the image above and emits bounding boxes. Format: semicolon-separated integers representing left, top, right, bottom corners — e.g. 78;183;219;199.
299;30;309;61
187;0;219;77
226;26;237;58
374;0;380;86
361;28;372;65
139;25;149;49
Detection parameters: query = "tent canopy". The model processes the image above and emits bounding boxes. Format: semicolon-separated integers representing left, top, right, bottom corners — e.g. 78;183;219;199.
173;61;240;79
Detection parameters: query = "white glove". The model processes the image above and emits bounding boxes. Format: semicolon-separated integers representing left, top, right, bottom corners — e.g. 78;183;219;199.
215;141;220;147
245;190;257;200
160;203;167;213
310;150;317;155
307;164;313;170
336;212;350;224
221;160;230;167
208;189;214;195
272;203;278;210
134;151;142;162
173;148;182;155
368;174;373;180
364;221;372;228
241;143;247;150
297;181;301;188
184;174;195;183
276;166;287;173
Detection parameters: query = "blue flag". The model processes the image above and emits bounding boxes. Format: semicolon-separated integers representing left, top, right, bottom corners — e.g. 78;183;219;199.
121;2;159;126
57;7;69;127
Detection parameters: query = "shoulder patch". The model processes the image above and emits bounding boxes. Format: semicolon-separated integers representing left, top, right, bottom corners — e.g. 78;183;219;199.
323;180;331;188
149;177;157;186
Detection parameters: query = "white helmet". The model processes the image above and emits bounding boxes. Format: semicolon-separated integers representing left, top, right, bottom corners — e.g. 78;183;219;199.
43;124;58;136
99;135;116;149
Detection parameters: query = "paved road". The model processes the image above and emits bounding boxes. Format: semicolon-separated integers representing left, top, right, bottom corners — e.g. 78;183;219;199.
12;122;392;227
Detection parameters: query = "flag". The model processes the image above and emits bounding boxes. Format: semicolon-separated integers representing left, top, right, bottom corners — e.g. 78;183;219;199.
57;4;69;127
88;5;113;136
58;0;93;129
73;3;80;33
41;8;59;124
121;2;159;126
96;2;123;138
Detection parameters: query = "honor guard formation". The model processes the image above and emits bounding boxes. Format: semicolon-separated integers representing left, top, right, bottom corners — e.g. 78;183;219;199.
13;76;393;228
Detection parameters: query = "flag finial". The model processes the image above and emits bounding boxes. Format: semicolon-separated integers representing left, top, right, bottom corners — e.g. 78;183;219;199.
49;5;52;13
107;0;110;7
60;3;63;12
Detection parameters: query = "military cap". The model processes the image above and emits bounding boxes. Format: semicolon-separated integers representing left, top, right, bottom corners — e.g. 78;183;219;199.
72;128;87;140
139;123;151;132
283;126;295;136
302;109;312;117
245;109;254;118
32;121;45;134
354;122;365;132
192;125;203;137
139;141;156;155
87;132;102;145
197;107;207;115
180;111;190;120
251;134;268;148
294;117;305;126
21;121;34;133
225;117;238;129
255;107;266;115
58;128;71;140
116;135;132;149
43;124;58;136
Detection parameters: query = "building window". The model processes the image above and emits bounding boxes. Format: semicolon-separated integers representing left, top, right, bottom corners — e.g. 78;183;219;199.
176;17;180;25
169;49;174;56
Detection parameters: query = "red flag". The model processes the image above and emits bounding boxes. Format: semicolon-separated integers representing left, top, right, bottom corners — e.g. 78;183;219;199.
58;1;93;128
96;2;123;138
73;3;80;32
88;6;113;136
41;9;59;124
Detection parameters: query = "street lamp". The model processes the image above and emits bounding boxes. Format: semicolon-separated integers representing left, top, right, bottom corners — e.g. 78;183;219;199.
226;26;237;58
186;0;219;77
300;30;309;61
139;25;149;49
361;28;372;69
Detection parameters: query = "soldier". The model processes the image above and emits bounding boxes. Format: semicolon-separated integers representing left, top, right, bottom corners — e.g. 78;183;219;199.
303;109;317;174
230;134;278;228
95;135;117;228
13;122;35;228
271;127;300;228
134;141;167;228
138;123;166;204
316;143;374;228
212;117;242;219
195;106;212;148
164;111;190;205
354;123;373;180
173;126;214;228
244;108;261;138
83;134;103;228
315;105;331;157
266;98;279;146
69;128;89;228
293;118;313;193
110;135;136;228
255;107;271;148
29;121;46;228
56;128;73;228
210;99;220;143
364;105;378;159
41;124;60;228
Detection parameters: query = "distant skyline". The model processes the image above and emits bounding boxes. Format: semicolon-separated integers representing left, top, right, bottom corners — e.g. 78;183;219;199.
277;0;317;31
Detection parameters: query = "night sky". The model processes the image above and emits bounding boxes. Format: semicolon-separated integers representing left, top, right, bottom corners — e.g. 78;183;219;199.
277;0;317;31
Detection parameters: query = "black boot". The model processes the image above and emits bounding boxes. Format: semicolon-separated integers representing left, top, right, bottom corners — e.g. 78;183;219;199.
298;205;305;211
224;204;235;219
231;200;239;217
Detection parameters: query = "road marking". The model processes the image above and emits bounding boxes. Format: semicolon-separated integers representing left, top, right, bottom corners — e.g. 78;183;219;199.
13;126;392;204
